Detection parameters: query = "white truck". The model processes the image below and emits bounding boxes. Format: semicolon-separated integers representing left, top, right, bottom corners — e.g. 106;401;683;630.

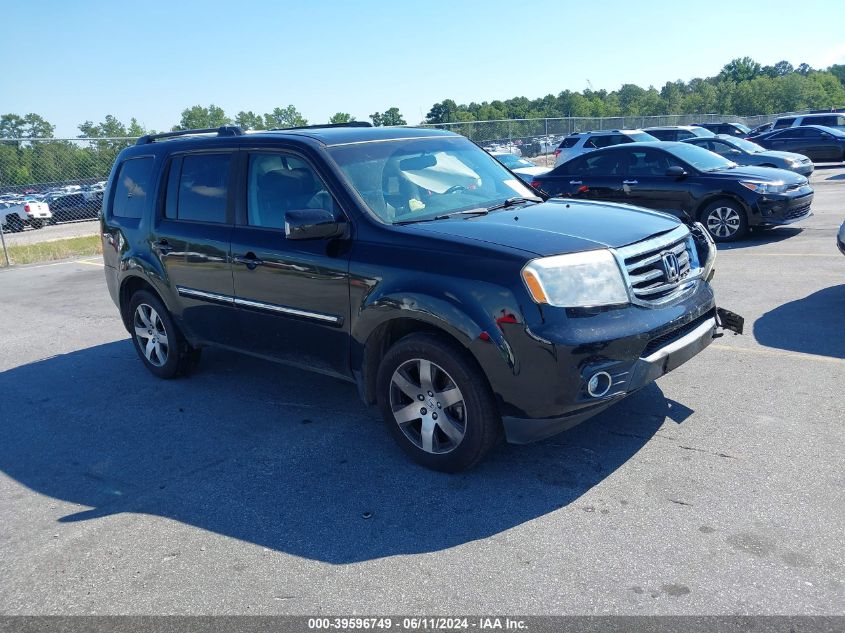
0;199;52;233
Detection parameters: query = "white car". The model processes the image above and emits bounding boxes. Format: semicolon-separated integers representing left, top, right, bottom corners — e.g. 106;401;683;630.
1;199;52;232
553;129;658;166
490;151;549;183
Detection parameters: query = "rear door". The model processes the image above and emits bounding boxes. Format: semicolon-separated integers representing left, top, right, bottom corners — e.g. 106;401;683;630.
152;151;239;346
619;147;692;216
562;150;627;204
229;149;352;377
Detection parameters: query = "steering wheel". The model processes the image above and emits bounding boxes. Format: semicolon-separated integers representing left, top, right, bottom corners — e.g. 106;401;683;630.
442;185;467;195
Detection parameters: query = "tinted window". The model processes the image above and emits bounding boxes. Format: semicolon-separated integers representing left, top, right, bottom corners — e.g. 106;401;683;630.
568;151;625;175
773;117;796;129
560;137;580;148
247;153;337;229
174;153;231;223
626;149;683;176
112;157;154;219
708;141;737;157
644;129;674;141
804;116;843;127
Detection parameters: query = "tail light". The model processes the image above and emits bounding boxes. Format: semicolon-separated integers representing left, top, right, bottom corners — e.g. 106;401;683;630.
24;204;31;214
530;180;542;189
553;149;561;157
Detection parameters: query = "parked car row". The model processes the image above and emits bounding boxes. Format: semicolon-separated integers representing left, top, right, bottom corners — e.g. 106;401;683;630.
0;180;106;231
531;140;813;242
0;198;52;232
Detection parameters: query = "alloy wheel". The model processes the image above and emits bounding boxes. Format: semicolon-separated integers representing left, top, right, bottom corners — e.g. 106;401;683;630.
133;303;169;367
389;358;467;454
706;206;741;238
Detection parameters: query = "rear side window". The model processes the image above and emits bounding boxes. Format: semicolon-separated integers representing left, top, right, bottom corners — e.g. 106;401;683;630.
806;115;844;127
166;153;232;223
773;117;795;129
112;157;154;219
560;137;580;148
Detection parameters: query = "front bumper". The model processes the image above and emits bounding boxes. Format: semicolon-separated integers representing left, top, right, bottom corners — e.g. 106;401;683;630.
503;312;719;444
753;190;813;227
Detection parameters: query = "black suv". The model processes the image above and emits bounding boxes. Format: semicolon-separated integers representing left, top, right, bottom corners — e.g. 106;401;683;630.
102;124;738;471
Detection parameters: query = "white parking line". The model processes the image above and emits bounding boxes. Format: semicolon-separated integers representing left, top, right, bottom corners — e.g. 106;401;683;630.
0;257;103;272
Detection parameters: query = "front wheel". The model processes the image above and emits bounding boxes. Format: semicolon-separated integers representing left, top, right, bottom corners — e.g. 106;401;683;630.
5;215;23;233
128;290;201;379
701;199;748;242
376;333;502;472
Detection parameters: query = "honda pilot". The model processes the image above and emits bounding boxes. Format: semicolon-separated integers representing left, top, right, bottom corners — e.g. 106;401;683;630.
102;124;741;471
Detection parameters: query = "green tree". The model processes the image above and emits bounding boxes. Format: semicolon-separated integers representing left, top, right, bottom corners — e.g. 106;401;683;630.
263;105;307;129
720;57;763;83
329;112;356;124
173;104;231;131
370;107;406;127
234;110;265;130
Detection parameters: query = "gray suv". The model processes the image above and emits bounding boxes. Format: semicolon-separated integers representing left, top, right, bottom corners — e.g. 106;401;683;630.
682;134;814;177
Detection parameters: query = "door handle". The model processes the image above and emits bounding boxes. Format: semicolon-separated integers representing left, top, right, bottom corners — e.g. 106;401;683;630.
152;239;173;255
569;180;582;185
622;180;639;185
233;253;264;270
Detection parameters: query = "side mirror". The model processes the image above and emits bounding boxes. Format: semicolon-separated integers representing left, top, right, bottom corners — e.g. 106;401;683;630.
665;165;687;178
284;208;346;240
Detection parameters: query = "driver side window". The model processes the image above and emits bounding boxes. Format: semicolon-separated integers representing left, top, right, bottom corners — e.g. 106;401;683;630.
246;153;337;230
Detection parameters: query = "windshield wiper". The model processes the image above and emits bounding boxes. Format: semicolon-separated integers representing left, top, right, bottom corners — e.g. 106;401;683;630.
485;196;543;212
432;208;490;220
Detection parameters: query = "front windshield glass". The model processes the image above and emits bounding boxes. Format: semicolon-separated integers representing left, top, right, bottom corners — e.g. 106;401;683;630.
733;123;751;133
666;143;737;171
328;136;535;224
729;137;766;153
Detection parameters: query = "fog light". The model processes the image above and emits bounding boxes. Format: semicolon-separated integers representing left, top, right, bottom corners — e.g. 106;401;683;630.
587;371;612;398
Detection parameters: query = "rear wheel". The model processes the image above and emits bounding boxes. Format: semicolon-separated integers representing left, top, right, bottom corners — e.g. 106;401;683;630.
701;199;748;242
377;333;502;472
30;219;44;230
5;215;23;233
128;290;201;378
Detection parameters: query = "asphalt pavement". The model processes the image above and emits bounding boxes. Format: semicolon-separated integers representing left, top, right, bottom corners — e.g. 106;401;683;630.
0;166;842;615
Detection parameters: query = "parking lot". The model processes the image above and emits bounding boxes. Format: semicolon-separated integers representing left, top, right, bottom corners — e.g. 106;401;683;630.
0;166;842;615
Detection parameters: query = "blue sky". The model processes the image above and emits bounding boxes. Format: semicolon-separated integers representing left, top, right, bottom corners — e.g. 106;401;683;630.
2;0;845;137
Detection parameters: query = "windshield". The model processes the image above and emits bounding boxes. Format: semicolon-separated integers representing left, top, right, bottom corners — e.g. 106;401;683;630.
733;123;751;133
496;154;534;168
729;137;766;153
328;136;535;224
630;132;659;142
665;143;737;171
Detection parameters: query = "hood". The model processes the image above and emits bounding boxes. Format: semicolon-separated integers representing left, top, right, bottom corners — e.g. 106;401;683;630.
512;165;550;177
400;199;681;257
708;164;807;184
756;150;810;163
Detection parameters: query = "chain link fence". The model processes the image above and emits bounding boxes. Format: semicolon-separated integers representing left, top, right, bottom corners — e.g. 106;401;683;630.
0;137;136;266
0;110;808;266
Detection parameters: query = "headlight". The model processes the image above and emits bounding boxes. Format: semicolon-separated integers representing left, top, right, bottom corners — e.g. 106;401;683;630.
522;250;629;308
787;159;802;167
739;180;787;194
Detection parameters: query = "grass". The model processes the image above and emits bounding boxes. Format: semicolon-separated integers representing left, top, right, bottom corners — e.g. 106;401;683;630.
1;235;103;266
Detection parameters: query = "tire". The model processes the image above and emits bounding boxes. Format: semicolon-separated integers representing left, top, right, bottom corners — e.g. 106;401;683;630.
127;290;201;379
5;215;23;233
700;199;748;242
376;332;502;472
30;219;43;230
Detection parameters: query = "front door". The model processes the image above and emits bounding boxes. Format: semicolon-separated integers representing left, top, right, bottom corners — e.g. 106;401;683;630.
153;151;238;346
230;150;352;378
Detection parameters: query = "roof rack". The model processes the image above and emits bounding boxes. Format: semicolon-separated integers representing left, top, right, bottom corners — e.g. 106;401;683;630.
135;126;244;145
269;121;373;131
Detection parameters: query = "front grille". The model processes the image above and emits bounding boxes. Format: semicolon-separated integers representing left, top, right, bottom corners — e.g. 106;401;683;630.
642;309;716;357
785;203;812;221
622;234;692;303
